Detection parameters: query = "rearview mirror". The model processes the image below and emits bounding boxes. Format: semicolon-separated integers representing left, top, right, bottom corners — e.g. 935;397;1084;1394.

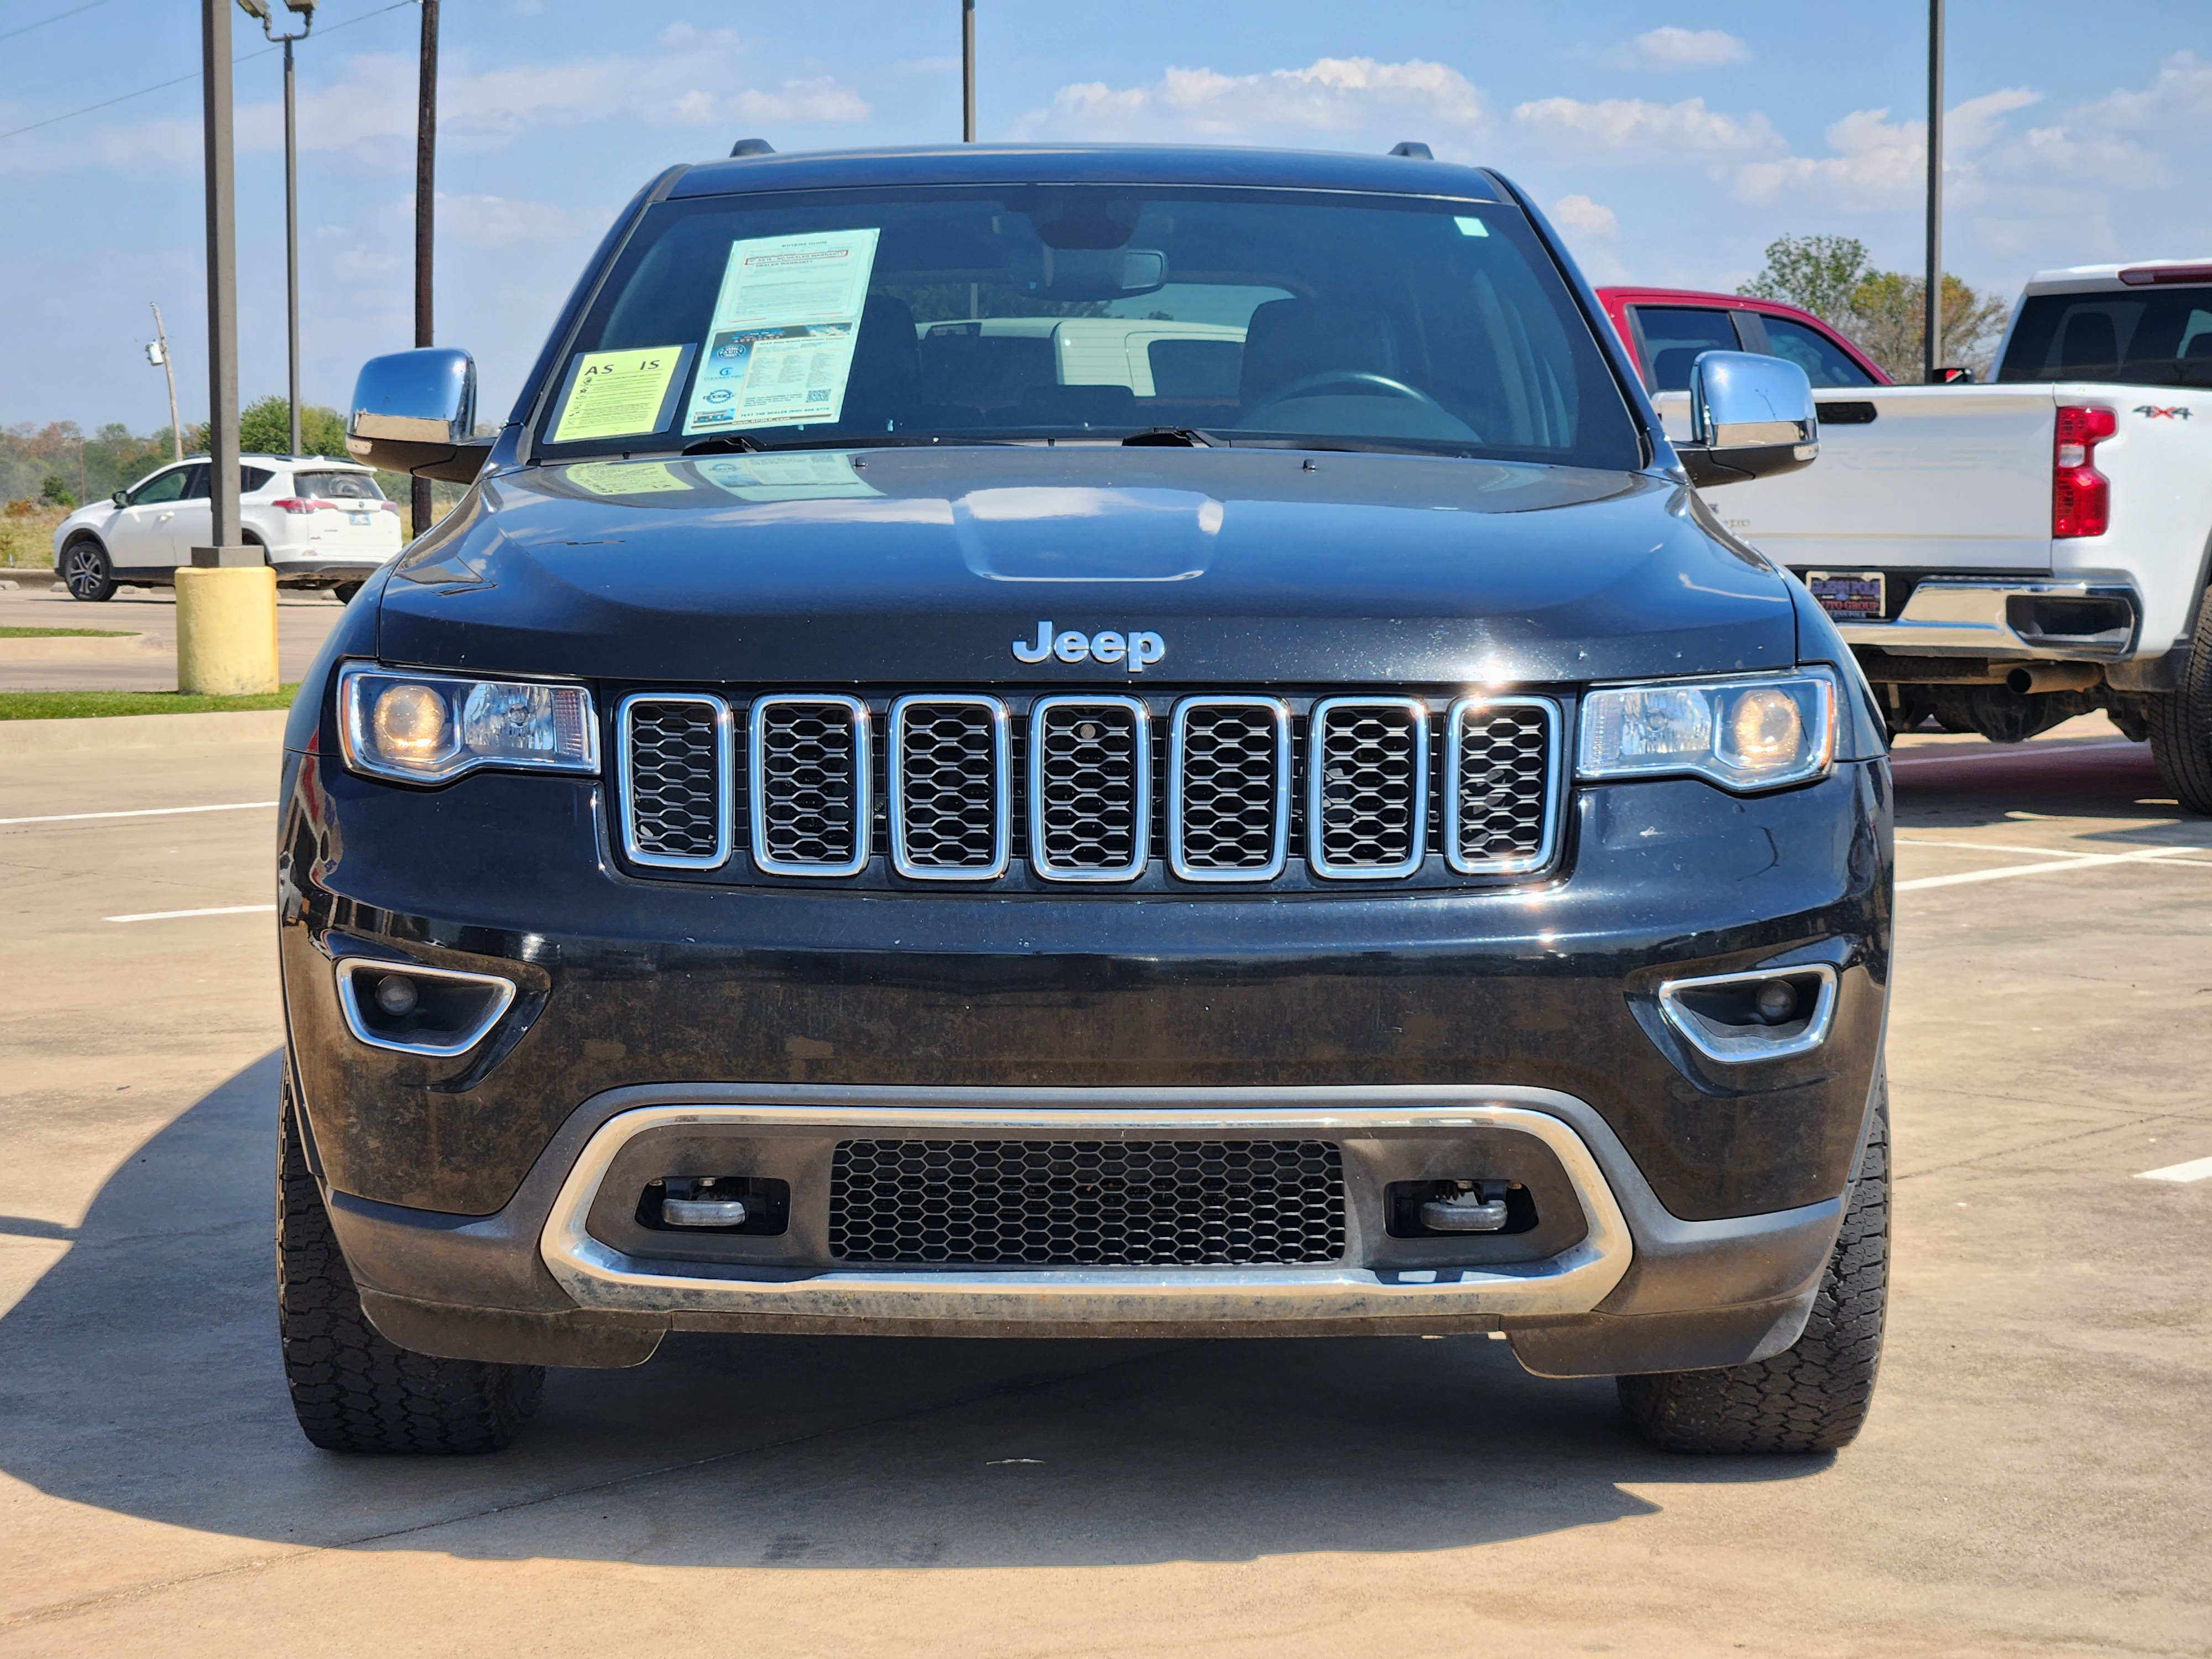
1014;247;1168;302
1676;349;1818;488
346;347;488;484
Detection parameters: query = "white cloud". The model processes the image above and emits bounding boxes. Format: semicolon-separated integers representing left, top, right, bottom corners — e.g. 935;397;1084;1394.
1512;94;1779;156
1732;87;2065;207
2072;49;2212;133
1551;194;1618;237
1623;28;1751;70
437;192;599;251
1016;57;1486;148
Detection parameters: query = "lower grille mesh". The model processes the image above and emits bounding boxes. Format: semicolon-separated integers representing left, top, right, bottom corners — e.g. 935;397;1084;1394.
829;1139;1346;1265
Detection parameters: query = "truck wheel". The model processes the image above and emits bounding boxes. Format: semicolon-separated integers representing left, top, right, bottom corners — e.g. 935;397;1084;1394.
278;1085;543;1454
2148;593;2212;814
1616;1079;1888;1454
333;581;363;605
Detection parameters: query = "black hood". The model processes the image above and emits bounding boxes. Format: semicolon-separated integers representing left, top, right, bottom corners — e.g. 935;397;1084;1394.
375;447;1796;685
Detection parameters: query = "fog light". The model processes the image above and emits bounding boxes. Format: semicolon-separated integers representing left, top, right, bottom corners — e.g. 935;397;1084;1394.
1754;979;1798;1024
374;974;419;1016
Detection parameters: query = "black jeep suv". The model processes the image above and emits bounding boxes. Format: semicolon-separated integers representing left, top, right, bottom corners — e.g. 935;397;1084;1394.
280;142;1890;1457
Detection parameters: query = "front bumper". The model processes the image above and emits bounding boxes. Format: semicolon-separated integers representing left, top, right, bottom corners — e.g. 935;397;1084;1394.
320;1079;1861;1377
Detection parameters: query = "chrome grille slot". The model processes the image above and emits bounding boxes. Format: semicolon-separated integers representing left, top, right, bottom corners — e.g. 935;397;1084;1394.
616;693;731;869
748;694;871;877
890;695;1009;880
1447;696;1561;874
1308;696;1429;879
1170;697;1290;881
828;1138;1346;1265
1029;696;1150;881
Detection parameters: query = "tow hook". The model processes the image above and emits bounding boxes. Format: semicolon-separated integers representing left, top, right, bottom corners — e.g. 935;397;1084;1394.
1418;1180;1513;1233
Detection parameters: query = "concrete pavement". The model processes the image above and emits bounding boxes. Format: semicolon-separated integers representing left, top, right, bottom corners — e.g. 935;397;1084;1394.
0;585;346;692
0;718;2205;1656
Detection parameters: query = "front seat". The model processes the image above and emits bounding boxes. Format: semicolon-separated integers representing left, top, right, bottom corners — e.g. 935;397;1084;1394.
842;293;923;430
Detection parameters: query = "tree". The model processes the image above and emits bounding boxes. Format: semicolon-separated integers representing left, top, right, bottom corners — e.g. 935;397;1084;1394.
1844;272;2011;382
1739;234;1873;327
39;473;75;508
238;395;349;458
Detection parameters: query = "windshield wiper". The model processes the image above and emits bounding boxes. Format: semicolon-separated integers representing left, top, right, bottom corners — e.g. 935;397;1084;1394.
1121;426;1224;447
682;433;767;455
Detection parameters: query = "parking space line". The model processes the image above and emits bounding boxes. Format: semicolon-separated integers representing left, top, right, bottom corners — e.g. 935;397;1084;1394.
2138;1156;2212;1183
1887;739;2135;767
1897;837;2105;858
1898;846;2212;891
105;904;276;923
0;801;276;827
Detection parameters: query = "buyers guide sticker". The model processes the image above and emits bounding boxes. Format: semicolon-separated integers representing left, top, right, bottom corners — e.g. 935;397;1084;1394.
682;229;880;435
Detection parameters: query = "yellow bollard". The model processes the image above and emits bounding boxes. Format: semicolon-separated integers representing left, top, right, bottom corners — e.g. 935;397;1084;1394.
175;565;279;695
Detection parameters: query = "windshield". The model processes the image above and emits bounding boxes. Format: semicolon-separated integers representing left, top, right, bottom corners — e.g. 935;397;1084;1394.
533;186;1642;468
1998;288;2212;387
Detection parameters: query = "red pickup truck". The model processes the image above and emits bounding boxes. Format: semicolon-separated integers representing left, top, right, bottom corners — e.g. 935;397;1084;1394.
1595;286;1891;391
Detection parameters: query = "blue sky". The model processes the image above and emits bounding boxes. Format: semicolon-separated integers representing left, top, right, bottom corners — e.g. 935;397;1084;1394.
2;0;2206;433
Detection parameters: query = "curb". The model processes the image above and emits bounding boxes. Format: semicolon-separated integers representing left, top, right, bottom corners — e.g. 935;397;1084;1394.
0;708;290;758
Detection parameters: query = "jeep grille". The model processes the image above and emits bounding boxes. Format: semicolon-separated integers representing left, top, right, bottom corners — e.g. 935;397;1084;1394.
612;691;1563;890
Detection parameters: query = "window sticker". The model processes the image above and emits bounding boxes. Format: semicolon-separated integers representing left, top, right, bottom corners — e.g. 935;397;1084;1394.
692;452;880;502
681;228;881;435
1454;216;1490;238
564;460;693;496
550;345;693;442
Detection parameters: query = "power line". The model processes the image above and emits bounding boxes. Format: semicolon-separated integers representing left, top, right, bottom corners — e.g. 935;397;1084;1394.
0;0;112;46
0;0;419;145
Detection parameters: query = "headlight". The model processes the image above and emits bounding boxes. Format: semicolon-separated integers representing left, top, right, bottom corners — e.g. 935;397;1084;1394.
1577;669;1835;792
337;662;598;784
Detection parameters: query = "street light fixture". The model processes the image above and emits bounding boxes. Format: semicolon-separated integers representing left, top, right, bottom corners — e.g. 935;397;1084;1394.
238;0;316;456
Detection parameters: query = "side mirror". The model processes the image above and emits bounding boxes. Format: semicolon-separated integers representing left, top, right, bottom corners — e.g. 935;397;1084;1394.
1676;349;1818;488
112;491;128;507
345;347;489;484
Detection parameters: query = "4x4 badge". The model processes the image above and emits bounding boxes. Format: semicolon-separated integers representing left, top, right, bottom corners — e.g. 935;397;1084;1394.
1012;620;1167;672
2133;405;2192;419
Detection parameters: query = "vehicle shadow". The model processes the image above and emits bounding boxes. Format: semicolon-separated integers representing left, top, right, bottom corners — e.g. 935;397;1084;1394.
0;1050;1825;1573
1891;737;2193;838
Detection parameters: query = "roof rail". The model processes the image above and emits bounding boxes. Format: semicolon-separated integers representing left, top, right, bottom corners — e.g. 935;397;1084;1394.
728;138;775;158
1389;141;1433;159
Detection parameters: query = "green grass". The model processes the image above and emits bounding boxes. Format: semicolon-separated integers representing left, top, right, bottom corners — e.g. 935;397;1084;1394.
0;625;136;638
0;685;298;721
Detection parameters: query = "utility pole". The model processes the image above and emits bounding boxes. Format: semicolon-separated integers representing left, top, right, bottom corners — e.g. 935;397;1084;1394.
1923;0;1944;383
413;0;439;536
179;0;277;697
148;304;182;461
962;0;975;142
240;1;317;455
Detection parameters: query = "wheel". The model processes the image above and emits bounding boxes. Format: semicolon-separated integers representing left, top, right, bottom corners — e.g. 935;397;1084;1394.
1616;1076;1889;1454
61;539;115;602
333;581;363;605
2147;586;2212;814
277;1082;543;1454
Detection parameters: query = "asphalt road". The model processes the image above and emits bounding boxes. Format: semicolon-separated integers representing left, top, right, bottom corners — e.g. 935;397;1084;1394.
0;584;346;692
0;717;2205;1657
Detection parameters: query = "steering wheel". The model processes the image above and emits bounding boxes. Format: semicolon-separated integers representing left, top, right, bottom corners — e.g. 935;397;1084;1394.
1260;369;1446;410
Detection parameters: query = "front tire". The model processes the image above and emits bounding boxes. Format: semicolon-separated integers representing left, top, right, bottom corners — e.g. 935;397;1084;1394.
61;539;115;602
278;1084;544;1454
2148;586;2212;815
1616;1078;1889;1454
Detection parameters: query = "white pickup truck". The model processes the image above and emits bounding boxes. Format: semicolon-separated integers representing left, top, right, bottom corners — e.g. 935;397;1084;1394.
1654;260;2212;810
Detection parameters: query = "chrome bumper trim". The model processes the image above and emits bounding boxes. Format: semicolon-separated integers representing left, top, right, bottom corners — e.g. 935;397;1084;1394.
539;1100;1634;1323
1837;578;2140;660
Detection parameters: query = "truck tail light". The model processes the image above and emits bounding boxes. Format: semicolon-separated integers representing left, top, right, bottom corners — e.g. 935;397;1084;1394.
2052;405;2115;539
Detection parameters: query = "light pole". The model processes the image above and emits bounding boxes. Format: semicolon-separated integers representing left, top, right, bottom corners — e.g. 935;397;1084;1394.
147;302;182;461
239;0;316;455
413;0;439;536
1923;0;1943;383
962;0;975;142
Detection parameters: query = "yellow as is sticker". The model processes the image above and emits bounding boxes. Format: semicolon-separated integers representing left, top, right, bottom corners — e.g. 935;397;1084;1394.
553;348;687;442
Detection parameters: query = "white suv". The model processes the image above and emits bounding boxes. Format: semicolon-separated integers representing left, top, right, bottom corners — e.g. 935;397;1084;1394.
51;453;405;603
